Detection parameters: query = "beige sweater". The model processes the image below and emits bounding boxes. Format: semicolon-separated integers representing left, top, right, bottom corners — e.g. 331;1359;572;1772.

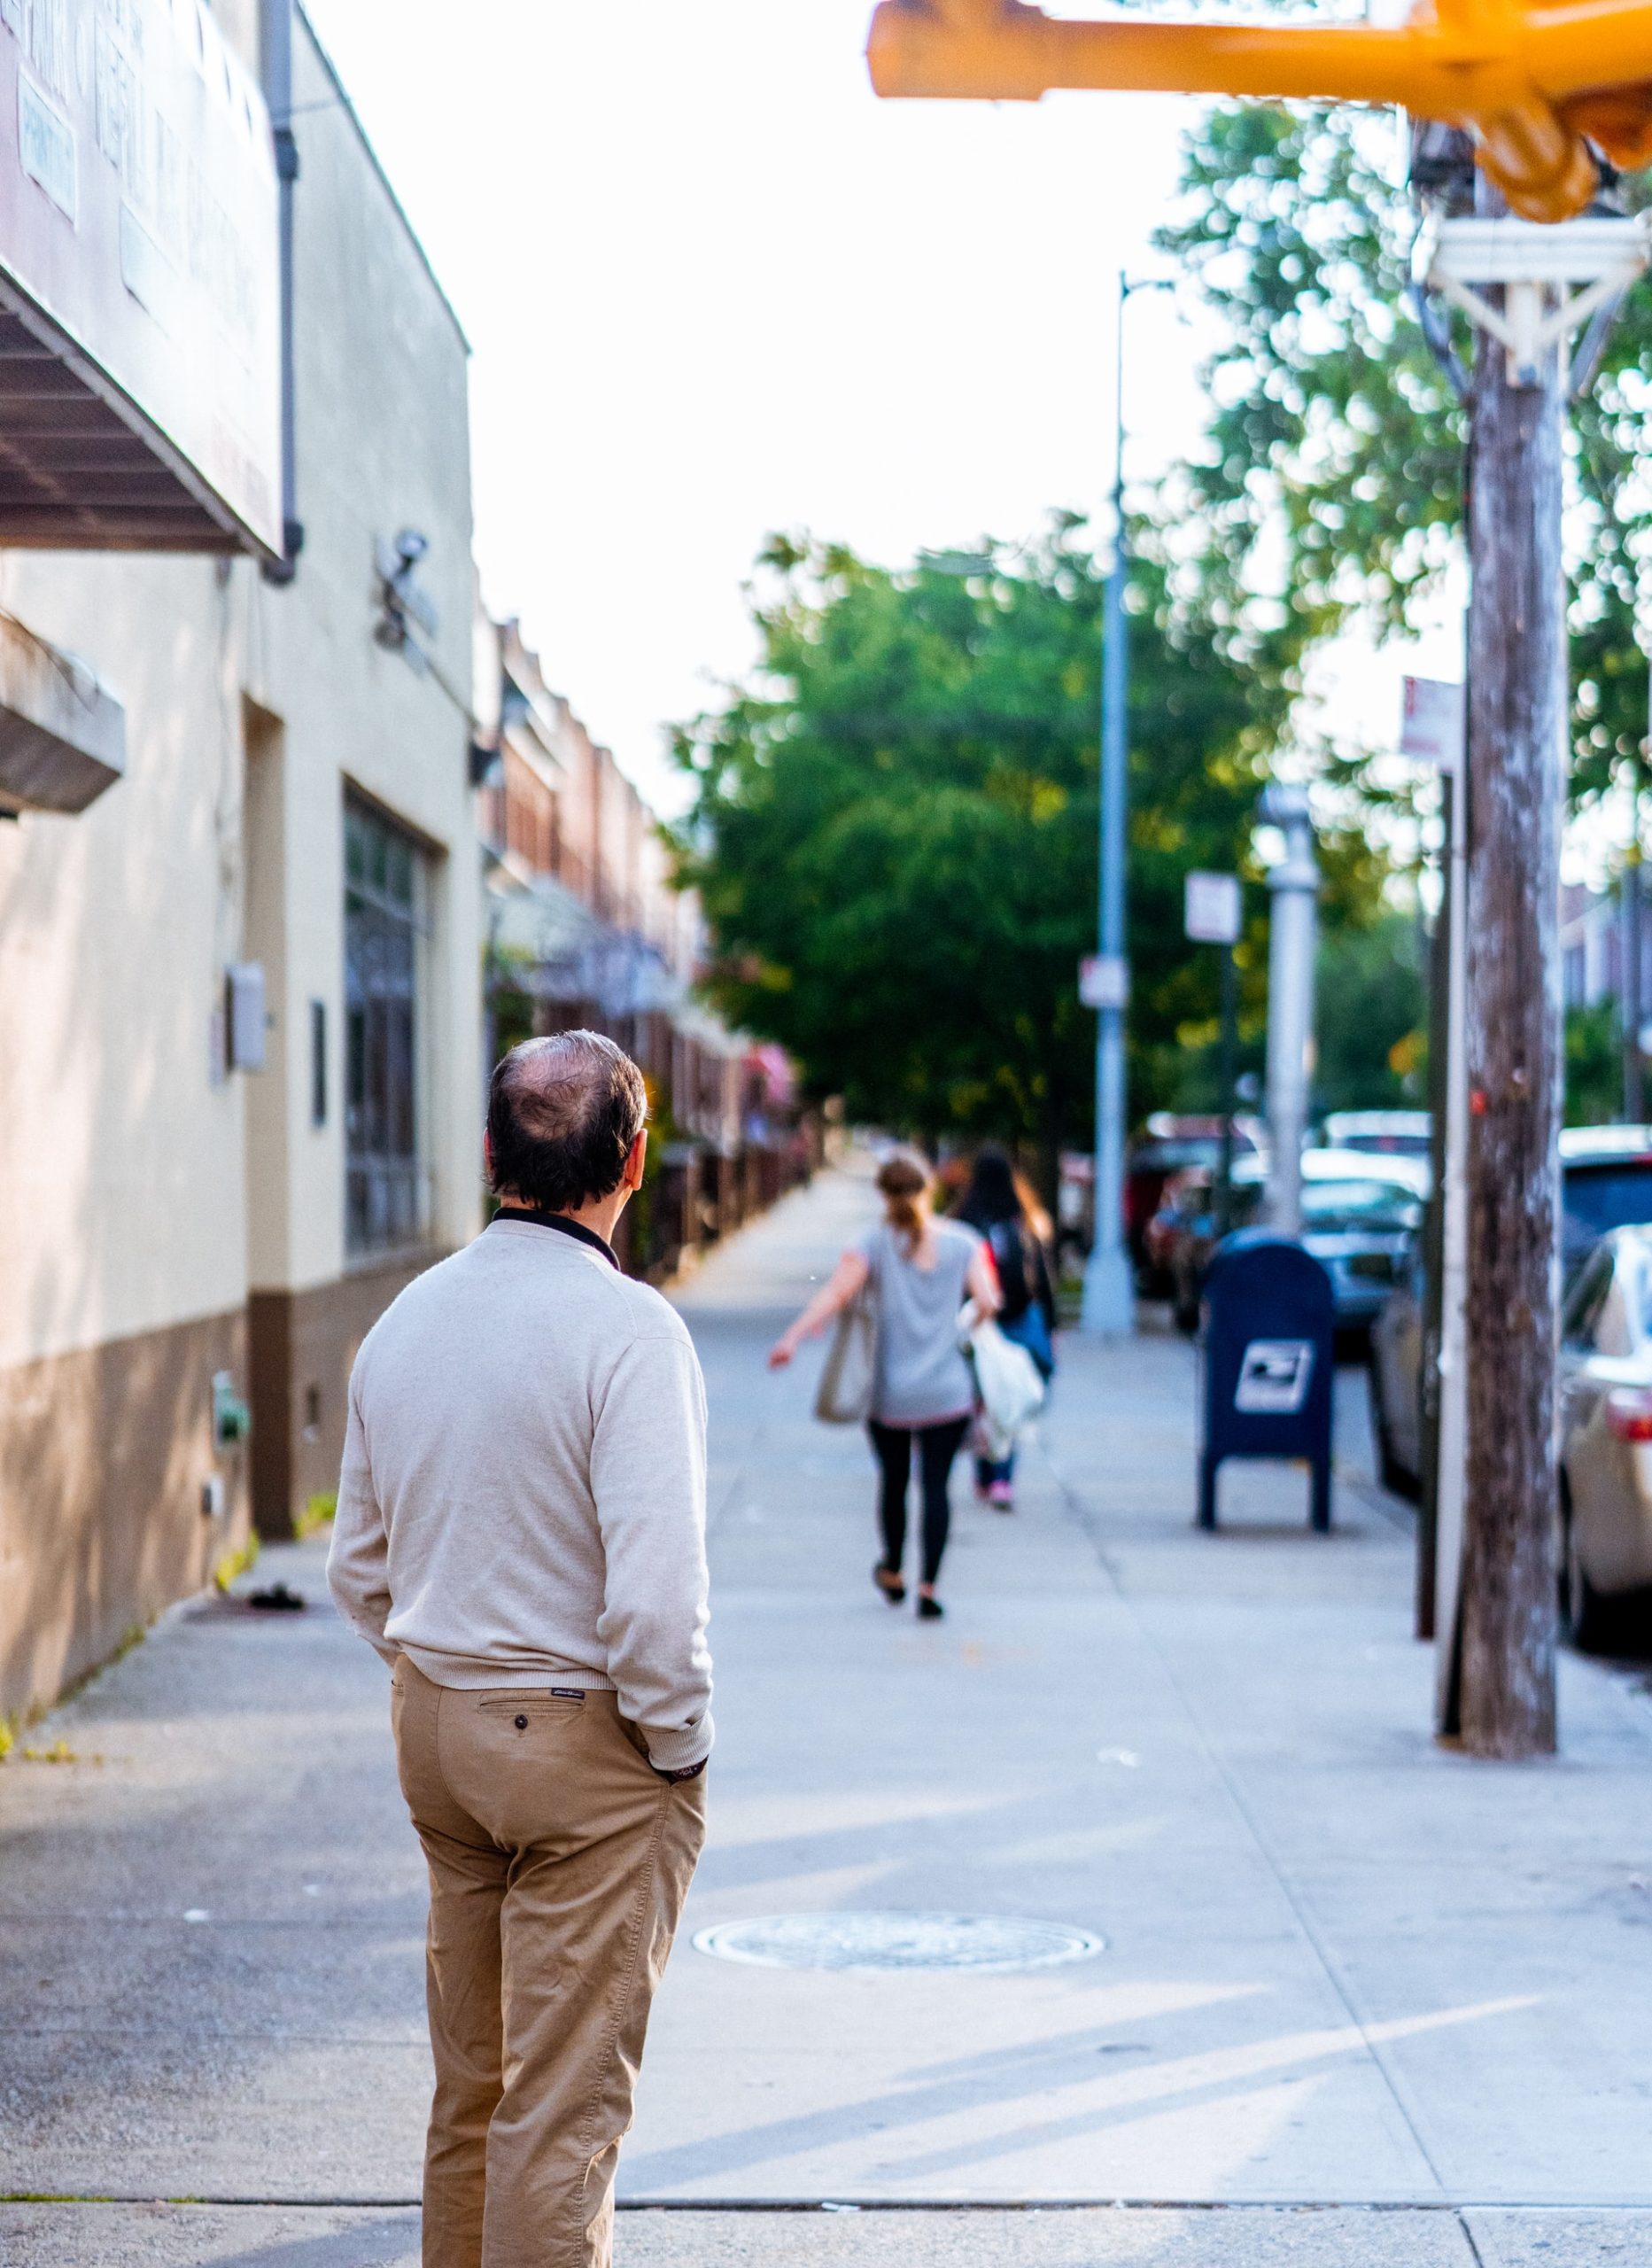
327;1217;713;1770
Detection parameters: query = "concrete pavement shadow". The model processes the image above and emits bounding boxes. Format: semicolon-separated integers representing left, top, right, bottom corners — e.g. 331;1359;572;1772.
0;2210;422;2268
622;1989;1527;2195
686;1783;1062;1897
871;1994;1531;2186
205;2217;419;2268
616;2206;1478;2267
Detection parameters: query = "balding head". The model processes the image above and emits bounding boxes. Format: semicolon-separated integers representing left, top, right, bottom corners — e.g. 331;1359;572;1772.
486;1032;648;1214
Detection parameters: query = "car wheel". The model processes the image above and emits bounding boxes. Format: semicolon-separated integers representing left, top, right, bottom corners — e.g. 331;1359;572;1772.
1561;1487;1608;1652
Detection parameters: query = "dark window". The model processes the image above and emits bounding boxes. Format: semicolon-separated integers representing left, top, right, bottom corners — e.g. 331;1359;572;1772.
1563;1161;1652;1239
310;998;327;1129
345;797;428;1254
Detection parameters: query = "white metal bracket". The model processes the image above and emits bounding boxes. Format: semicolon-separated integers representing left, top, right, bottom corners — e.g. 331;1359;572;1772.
1419;214;1651;389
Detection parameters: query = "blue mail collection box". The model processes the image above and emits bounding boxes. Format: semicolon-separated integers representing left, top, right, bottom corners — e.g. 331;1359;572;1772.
1198;1229;1336;1534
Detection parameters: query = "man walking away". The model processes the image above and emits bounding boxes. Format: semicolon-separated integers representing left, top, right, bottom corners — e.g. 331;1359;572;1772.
329;1032;712;2268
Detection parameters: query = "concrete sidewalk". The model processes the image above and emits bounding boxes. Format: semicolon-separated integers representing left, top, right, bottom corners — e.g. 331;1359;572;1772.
4;1166;1651;2265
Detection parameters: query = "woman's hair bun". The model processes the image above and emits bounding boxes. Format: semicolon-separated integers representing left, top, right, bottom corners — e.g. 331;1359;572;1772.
877;1151;930;1246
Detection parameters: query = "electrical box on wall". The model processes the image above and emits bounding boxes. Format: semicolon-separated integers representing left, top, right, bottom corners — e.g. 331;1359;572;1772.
212;1371;252;1450
226;963;267;1072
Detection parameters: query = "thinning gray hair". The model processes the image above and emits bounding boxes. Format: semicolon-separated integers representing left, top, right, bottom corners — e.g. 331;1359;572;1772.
487;1030;648;1212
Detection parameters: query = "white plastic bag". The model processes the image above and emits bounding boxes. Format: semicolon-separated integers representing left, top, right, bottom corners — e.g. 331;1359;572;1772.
965;1312;1046;1461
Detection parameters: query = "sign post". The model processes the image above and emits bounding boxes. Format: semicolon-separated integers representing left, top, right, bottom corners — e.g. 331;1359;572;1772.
1400;674;1467;1663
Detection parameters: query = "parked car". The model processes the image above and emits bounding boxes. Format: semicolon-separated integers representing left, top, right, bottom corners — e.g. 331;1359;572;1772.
1559;1125;1652;1285
1559;1225;1652;1646
1158;1147;1426;1335
1322;1110;1432;1164
1146;1161;1232;1324
1369;1236;1426;1496
1365;1127;1652;1503
1125;1115;1260;1291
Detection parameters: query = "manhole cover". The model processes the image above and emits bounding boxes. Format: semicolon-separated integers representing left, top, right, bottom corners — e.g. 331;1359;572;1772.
693;1910;1105;1975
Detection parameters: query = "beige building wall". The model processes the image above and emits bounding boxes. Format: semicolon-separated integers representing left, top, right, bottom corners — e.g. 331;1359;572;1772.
0;4;479;1722
241;9;479;1297
0;555;257;1720
0;557;251;1372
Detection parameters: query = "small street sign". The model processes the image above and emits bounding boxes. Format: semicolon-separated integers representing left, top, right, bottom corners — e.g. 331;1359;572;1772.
1400;675;1465;769
1183;870;1241;946
1079;953;1128;1010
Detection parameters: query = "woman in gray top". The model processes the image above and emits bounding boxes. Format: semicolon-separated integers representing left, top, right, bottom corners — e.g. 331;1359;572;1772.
771;1153;998;1619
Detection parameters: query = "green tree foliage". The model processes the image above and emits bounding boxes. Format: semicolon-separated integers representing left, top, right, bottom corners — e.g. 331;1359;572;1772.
1565;1000;1624;1126
672;524;1386;1148
1155;103;1652;804
1314;908;1427;1114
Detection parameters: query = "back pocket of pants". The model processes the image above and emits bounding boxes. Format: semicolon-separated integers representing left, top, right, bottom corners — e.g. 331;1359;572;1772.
477;1693;586;1720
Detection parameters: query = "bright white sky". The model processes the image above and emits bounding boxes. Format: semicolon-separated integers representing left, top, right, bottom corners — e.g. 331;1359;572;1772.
302;1;1462;816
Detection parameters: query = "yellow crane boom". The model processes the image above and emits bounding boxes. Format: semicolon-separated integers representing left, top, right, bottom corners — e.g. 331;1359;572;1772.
867;0;1652;220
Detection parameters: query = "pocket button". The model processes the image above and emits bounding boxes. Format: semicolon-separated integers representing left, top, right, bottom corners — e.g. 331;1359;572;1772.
514;1714;528;1730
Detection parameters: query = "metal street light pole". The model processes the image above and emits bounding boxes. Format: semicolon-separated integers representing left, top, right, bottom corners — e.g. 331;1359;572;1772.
1082;270;1170;1334
1260;781;1318;1238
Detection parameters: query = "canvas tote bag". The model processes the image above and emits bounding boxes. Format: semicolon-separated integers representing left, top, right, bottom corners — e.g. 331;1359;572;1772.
815;1289;877;1424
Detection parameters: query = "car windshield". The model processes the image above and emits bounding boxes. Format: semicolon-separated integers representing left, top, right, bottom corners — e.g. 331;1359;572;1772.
1300;1178;1421;1233
1563;1162;1652;1238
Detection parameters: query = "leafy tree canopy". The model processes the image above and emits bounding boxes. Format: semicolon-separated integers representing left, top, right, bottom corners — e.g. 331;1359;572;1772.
1155;102;1652;805
671;522;1392;1150
1315;909;1427;1114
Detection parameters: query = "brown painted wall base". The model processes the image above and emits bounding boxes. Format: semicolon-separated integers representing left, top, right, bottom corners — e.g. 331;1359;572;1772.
0;1310;250;1724
248;1251;441;1541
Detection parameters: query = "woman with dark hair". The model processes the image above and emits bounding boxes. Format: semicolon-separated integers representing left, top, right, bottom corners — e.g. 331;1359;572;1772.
769;1151;999;1619
956;1145;1059;1511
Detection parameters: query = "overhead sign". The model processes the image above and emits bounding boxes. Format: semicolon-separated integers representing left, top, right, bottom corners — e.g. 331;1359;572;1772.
1079;953;1128;1010
0;0;282;558
1400;675;1466;769
1184;869;1242;945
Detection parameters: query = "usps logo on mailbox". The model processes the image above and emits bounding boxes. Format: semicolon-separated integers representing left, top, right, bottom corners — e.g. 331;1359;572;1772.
1234;1339;1315;1415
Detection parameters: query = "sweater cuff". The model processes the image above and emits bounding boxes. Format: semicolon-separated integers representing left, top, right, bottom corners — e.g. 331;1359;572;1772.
644;1713;713;1773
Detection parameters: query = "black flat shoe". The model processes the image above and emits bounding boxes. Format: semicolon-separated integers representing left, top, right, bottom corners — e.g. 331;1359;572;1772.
916;1593;944;1620
874;1563;906;1606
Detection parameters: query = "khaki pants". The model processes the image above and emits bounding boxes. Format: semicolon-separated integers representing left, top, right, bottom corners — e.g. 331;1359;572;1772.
391;1659;706;2268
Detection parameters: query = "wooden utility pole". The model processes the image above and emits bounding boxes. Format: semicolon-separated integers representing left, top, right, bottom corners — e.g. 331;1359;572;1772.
1455;185;1564;1759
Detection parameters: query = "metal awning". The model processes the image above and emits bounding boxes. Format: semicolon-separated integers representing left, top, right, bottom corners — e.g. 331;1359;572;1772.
0;1;283;560
0;303;245;551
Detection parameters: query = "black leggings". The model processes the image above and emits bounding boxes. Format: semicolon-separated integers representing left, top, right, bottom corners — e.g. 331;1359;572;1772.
868;1416;970;1590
